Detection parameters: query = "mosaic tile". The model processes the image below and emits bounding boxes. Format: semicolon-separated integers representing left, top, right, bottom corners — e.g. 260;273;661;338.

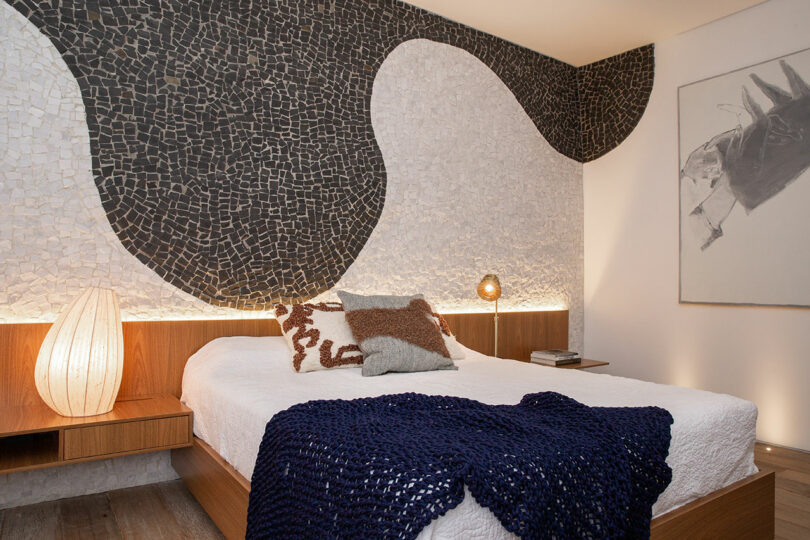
578;45;655;161
321;39;584;351
1;6;584;345
3;0;651;309
0;2;237;322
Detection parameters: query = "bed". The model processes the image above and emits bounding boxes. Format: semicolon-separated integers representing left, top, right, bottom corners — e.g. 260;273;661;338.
176;335;771;539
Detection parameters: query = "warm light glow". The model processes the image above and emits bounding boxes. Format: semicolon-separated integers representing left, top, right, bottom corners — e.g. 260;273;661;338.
437;305;567;315
0;310;279;324
127;305;570;319
668;351;702;390
754;360;793;447
765;447;772;452
0;305;571;325
476;274;502;302
125;313;277;323
34;287;124;417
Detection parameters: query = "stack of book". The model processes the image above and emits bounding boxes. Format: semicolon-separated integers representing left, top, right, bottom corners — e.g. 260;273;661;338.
530;349;581;366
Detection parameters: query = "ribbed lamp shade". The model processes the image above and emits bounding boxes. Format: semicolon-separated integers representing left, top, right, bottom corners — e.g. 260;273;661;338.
35;287;124;417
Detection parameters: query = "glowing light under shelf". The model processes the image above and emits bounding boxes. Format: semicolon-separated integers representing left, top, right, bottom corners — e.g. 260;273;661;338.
0;304;570;325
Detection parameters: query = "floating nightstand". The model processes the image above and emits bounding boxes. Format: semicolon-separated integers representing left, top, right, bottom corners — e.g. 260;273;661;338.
0;394;192;475
551;359;610;370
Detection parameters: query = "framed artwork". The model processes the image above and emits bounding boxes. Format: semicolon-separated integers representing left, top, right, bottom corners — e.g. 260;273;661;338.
679;47;810;307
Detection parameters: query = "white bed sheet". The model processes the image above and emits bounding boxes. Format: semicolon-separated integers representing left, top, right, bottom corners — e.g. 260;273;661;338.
181;336;757;538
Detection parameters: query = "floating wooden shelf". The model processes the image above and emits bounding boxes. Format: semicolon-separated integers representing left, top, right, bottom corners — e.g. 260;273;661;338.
0;394;192;475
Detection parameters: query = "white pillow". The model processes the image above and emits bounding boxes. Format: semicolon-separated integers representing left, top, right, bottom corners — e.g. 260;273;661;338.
431;312;466;360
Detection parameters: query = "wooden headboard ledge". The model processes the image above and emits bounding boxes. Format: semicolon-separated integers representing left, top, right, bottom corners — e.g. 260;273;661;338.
0;310;567;408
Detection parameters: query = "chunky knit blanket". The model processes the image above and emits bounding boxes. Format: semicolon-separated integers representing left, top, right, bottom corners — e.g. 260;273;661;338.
246;392;673;539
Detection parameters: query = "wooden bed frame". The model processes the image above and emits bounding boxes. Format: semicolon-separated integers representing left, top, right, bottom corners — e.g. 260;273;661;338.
1;312;775;538
173;437;774;540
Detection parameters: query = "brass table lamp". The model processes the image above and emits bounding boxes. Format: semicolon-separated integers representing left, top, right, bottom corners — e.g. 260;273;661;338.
477;274;502;357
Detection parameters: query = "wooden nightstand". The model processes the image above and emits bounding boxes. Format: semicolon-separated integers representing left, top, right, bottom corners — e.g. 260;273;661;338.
531;359;609;370
0;394;192;475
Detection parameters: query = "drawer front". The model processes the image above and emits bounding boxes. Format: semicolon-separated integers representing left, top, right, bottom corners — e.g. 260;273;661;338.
64;415;190;460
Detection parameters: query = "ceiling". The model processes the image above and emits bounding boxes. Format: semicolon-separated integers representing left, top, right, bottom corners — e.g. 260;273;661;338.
401;0;766;66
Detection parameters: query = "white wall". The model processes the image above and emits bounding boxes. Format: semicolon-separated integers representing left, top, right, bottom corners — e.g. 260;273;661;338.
584;0;810;451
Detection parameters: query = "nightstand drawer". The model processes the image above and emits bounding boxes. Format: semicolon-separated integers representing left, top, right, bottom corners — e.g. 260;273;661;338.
63;415;190;460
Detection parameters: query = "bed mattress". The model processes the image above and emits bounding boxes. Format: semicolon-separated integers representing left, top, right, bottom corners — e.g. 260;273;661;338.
181;336;757;538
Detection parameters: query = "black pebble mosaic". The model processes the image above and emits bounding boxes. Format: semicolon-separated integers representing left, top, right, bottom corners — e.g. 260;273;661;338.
578;45;655;162
7;0;654;309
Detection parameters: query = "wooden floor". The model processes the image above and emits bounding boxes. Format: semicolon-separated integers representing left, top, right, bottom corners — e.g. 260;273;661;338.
0;480;222;540
755;443;810;540
0;443;807;539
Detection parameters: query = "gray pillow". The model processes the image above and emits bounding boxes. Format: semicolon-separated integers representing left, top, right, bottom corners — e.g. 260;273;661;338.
337;291;457;377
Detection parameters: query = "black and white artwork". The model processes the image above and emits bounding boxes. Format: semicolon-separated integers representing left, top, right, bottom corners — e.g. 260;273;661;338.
679;48;810;307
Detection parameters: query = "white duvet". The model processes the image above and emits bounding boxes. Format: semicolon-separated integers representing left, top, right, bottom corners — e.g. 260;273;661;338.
181;337;757;539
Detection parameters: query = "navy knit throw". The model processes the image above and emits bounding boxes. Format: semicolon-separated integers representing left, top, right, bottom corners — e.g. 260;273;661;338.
246;392;673;539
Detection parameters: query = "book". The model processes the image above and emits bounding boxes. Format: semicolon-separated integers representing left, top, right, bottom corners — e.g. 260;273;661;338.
530;356;581;366
531;349;579;360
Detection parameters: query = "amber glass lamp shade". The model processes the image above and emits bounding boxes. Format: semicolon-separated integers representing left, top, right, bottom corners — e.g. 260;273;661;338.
477;274;501;302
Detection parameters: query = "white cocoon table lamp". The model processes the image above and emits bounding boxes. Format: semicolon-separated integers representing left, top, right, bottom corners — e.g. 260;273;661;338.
35;287;124;417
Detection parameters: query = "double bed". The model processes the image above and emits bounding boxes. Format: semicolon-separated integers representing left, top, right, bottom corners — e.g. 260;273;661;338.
177;335;769;539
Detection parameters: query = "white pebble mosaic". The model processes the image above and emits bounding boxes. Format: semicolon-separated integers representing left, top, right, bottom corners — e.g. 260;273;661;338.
327;40;584;350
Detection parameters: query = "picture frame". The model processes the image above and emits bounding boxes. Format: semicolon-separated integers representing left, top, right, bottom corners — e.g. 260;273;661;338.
678;47;810;308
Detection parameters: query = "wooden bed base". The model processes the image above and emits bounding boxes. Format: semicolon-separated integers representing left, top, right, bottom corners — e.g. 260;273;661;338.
172;437;775;540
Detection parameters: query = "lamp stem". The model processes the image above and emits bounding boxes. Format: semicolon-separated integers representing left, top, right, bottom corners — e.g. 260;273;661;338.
494;297;499;358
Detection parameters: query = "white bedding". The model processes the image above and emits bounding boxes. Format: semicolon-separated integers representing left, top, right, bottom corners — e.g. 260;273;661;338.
181;336;757;538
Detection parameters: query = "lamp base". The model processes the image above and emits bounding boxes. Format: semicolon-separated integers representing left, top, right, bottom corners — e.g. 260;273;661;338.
494;298;498;358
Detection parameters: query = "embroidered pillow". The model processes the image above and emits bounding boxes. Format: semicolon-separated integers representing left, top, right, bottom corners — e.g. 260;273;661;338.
337;291;457;377
274;303;363;373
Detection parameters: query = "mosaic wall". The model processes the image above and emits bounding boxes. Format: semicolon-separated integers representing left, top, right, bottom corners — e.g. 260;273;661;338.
4;0;652;310
333;39;584;350
578;45;655;162
0;2;237;322
0;5;583;343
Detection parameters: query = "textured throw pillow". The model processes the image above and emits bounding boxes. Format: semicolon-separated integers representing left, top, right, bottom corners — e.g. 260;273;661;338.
337;291;457;376
431;311;466;360
274;303;363;373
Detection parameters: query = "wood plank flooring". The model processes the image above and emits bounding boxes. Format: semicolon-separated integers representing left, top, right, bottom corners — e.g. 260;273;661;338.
0;443;807;539
755;443;810;540
0;480;222;540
